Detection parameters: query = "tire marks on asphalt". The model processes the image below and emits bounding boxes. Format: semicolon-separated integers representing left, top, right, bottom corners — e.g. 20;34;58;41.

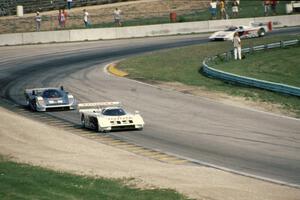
0;99;189;165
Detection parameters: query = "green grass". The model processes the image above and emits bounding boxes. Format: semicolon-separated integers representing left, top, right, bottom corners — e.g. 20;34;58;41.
0;156;188;200
213;45;300;87
118;35;300;117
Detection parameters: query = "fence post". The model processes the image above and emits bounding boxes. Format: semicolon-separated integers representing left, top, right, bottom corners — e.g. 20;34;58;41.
280;40;284;48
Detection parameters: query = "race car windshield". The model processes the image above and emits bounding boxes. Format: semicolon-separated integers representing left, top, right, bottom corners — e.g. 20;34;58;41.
226;27;237;31
102;108;126;116
42;89;63;98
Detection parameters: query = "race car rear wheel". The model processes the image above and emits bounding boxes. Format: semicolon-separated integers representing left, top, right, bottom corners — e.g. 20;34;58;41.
258;28;266;37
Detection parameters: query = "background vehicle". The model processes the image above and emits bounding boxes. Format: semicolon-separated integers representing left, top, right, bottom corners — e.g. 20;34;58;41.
78;102;144;132
209;24;269;41
24;86;76;111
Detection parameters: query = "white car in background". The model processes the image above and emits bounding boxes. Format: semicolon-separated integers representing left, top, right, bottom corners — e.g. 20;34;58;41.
209;23;269;41
78;102;144;132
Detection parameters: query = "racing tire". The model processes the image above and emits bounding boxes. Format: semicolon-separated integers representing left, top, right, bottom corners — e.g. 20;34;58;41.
89;117;99;132
258;28;266;37
29;100;37;111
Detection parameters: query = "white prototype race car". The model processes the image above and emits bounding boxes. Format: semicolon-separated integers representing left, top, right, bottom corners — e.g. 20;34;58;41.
78;102;144;132
209;23;269;41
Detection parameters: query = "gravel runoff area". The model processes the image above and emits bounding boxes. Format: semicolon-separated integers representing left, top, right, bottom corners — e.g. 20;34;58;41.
1;106;300;200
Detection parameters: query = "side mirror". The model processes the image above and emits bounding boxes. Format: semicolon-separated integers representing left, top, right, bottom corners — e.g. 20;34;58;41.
60;86;64;90
135;111;140;115
32;90;36;95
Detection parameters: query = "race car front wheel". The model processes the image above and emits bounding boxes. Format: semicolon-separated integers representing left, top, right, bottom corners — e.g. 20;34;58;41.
258;28;266;37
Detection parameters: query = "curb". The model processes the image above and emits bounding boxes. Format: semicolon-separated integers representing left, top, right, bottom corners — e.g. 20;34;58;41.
107;63;128;77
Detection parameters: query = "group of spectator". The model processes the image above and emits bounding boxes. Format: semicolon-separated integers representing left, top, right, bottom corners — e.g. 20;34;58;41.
209;0;240;20
264;0;278;16
209;0;279;20
34;0;280;32
35;7;123;31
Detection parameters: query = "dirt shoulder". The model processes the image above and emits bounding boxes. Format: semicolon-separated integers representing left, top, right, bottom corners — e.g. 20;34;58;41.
0;106;299;200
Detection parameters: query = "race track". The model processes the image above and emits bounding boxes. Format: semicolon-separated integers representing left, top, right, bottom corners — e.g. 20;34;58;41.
1;29;300;187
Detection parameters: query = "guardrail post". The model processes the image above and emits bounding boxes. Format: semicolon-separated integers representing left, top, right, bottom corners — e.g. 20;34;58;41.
280;41;284;48
226;51;232;61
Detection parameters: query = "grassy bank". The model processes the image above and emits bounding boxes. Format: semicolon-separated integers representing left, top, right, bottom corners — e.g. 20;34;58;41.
118;35;300;117
213;45;300;87
0;157;188;200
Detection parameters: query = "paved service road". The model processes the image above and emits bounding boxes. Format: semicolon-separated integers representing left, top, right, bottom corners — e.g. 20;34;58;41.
0;30;300;186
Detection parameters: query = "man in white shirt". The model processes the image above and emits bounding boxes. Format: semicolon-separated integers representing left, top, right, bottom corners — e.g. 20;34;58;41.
209;0;217;19
83;9;89;28
67;0;73;10
35;11;42;31
233;32;242;60
113;8;122;26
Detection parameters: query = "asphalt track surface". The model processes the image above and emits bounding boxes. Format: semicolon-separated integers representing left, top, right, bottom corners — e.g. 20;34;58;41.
0;27;300;187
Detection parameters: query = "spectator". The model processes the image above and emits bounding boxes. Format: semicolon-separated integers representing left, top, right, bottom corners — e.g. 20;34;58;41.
231;0;239;17
270;0;278;15
62;9;67;27
113;8;122;26
219;0;226;19
67;0;73;10
233;32;242;60
35;11;42;31
83;9;89;28
209;0;217;20
263;0;270;16
58;9;66;28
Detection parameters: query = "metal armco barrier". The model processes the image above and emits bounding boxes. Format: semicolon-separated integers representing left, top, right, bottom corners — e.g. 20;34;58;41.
202;39;300;97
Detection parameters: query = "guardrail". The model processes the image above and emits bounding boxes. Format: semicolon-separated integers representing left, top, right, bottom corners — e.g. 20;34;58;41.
202;39;300;97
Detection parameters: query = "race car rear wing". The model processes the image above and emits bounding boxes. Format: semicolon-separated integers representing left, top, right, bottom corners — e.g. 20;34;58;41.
24;88;46;97
24;87;64;96
249;21;270;31
78;102;121;112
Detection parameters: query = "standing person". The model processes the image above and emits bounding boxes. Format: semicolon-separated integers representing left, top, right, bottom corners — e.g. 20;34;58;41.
83;9;89;28
219;0;226;19
35;11;42;31
270;0;277;15
57;9;65;28
61;8;67;28
233;32;242;60
209;0;217;20
113;8;122;26
58;9;66;28
231;0;239;18
263;0;270;16
67;0;73;10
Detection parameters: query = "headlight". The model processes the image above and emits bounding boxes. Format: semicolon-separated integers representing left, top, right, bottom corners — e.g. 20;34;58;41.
68;94;75;104
36;96;45;106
